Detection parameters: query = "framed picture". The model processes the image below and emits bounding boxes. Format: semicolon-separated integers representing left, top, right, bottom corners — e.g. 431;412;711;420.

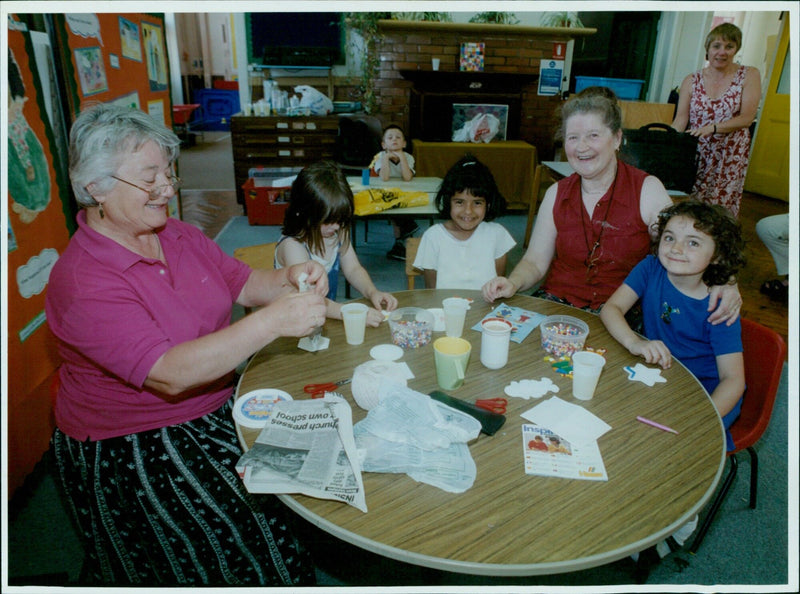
74;46;108;96
119;16;142;62
460;42;485;72
452;103;509;142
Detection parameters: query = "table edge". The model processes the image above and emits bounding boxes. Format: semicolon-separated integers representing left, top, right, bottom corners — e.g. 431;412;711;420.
235;291;726;577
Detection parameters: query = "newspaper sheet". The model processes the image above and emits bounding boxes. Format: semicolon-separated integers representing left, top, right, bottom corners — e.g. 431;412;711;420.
236;394;367;512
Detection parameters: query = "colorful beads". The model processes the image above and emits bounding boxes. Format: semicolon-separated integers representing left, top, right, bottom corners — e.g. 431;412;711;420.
390;320;432;349
540;315;589;357
545;355;573;377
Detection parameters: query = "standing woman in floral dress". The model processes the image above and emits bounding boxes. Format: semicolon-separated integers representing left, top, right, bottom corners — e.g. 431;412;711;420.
671;22;761;217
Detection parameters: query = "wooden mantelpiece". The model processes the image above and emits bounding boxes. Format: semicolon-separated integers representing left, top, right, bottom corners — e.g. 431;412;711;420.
378;19;597;39
399;70;538;94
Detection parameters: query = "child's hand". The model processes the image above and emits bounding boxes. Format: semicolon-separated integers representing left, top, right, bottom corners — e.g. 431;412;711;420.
366;307;385;327
385;150;402;165
370;291;398;314
630;338;672;369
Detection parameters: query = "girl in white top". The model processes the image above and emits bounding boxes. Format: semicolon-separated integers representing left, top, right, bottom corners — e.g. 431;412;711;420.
413;155;515;289
276;161;398;326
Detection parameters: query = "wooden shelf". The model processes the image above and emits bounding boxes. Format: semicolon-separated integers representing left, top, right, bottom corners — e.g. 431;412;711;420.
378;19;597;39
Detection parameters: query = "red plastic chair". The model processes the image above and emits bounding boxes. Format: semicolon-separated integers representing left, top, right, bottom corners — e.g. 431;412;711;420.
690;318;787;553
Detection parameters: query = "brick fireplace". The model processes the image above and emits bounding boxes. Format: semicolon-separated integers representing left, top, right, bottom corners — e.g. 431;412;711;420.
364;20;596;161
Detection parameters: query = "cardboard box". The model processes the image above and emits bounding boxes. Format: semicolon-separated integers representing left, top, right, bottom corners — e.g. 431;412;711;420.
574;76;645;101
243;178;291;226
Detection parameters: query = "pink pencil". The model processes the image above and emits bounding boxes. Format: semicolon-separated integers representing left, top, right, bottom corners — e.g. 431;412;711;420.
636;416;679;435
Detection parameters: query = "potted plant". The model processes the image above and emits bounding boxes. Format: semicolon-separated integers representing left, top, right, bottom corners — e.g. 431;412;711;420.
345;12;387;114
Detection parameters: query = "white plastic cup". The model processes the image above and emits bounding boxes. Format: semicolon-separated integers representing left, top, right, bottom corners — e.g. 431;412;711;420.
341;303;369;345
243;102;253;116
442;298;469;338
432;58;441;71
480;318;513;369
571;351;606;400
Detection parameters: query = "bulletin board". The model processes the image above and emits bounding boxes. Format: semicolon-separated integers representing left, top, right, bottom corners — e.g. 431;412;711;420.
51;12;180;217
51;13;172;129
6;20;73;496
6;12;175;496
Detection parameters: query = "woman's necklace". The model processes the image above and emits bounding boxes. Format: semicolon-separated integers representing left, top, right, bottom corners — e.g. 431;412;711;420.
581;168;618;275
153;231;164;263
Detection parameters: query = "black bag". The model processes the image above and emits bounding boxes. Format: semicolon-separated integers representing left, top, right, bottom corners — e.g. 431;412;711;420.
620;123;698;193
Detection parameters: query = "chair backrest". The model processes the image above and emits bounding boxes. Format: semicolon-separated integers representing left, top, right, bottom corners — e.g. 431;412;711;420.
405;237;423;290
335;115;383;168
730;318;787;453
233;242;277;270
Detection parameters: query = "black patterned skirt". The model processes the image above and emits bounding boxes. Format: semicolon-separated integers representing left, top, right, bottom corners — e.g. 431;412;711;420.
51;399;315;586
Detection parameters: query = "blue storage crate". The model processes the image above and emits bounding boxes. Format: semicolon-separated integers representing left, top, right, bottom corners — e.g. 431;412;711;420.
192;89;240;131
574;76;645;100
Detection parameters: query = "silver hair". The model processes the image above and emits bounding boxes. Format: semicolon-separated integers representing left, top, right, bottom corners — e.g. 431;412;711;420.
69;102;181;207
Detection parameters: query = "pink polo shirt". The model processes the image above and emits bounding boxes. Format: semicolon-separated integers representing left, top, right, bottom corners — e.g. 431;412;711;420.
45;211;251;440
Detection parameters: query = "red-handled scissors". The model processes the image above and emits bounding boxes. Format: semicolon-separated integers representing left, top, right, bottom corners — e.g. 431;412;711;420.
303;378;351;399
475;397;508;414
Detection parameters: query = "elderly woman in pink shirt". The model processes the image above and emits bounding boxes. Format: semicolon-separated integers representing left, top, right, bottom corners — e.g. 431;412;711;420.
45;103;325;586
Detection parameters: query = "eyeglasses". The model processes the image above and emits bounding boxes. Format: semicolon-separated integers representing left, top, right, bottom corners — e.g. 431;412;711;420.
584;240;603;282
111;175;182;199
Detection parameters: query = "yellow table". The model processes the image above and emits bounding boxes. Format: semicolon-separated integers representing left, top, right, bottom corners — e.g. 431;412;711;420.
235;290;725;576
413;140;537;209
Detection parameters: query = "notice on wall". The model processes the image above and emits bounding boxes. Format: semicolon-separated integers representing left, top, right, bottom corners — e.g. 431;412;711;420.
538;59;564;96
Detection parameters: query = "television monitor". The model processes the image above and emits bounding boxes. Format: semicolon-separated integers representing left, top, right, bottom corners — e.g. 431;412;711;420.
247;13;345;67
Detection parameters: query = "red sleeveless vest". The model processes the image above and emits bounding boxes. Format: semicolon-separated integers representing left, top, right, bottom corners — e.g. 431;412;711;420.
542;159;651;310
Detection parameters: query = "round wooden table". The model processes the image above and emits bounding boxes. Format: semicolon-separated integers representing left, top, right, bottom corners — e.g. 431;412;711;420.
236;290;725;576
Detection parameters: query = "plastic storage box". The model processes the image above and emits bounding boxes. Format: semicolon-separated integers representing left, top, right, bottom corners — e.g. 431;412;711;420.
574;76;645;100
192;89;240;131
242;177;292;226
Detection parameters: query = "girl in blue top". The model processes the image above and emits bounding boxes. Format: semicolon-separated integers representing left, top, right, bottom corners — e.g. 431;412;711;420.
276;161;398;326
601;200;746;451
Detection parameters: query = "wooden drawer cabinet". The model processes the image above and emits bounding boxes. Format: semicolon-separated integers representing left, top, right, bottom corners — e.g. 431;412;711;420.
231;114;339;207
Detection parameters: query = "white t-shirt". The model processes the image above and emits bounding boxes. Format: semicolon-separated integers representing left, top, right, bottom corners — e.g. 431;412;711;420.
413;222;516;290
371;151;415;177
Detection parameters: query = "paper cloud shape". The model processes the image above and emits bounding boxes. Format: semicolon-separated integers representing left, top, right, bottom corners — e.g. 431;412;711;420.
16;248;59;299
66;14;103;45
504;377;560;400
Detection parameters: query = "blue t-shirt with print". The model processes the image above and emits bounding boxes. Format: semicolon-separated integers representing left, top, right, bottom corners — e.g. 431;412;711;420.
624;255;743;449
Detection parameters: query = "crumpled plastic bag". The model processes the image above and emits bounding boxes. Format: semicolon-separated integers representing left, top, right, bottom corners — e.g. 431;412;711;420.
294;85;333;115
352;382;480;492
353;188;429;216
452;112;500;143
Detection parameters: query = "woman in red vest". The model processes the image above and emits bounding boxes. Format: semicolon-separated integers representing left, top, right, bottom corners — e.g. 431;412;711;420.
482;88;741;327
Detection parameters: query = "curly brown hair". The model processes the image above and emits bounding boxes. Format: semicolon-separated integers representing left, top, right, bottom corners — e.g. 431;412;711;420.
654;200;746;287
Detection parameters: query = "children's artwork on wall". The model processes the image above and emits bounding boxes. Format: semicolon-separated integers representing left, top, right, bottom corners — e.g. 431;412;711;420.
147;98;166;128
452;104;509;142
142;21;168;91
109;91;141;110
9;218;19;252
119;16;142;61
74;46;108;96
8;46;52;223
65;13;103;44
460;42;485;72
